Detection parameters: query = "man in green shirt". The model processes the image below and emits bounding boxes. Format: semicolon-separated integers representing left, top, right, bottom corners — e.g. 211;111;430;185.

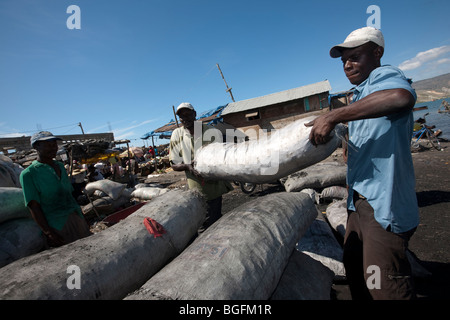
169;103;233;233
20;131;91;247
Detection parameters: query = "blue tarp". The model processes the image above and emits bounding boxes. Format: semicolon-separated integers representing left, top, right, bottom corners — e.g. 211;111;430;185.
197;105;226;120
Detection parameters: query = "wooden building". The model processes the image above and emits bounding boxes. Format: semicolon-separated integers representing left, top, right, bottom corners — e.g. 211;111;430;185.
220;80;331;139
329;90;353;110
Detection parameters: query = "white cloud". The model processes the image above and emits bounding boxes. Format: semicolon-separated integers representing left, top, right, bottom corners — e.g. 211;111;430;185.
109;119;157;141
437;58;450;65
399;46;450;71
87;120;127;134
0;132;28;138
115;131;135;140
0;123;28;138
113;119;155;135
86;119;155;137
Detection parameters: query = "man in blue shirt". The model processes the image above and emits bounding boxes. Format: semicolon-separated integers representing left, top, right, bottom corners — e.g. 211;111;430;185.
306;27;419;299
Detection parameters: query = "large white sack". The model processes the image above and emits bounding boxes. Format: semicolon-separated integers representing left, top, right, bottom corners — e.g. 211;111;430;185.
0;189;206;300
296;217;346;280
194;116;346;184
134;183;164;189
0;165;17;187
81;194;131;217
270;250;334;300
0;187;31;224
299;188;319;204
131;187;169;200
125;192;317;300
0;218;46;268
0;155;23;188
320;185;348;202
85;179;126;200
282;161;347;192
325;199;348;238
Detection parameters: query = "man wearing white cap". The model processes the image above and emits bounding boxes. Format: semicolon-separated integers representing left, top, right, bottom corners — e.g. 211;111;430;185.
306;27;419;299
169;103;233;234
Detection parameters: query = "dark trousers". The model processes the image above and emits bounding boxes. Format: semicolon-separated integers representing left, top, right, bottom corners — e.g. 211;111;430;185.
343;197;416;300
47;213;92;248
198;196;223;234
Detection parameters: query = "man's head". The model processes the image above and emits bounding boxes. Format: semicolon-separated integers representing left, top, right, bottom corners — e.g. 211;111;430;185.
330;27;385;85
30;131;62;159
176;102;197;129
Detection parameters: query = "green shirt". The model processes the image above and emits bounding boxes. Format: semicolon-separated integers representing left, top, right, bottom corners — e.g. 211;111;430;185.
20;160;83;230
169;123;233;201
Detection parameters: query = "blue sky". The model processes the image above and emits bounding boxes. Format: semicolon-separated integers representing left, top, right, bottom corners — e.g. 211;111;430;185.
1;0;450;147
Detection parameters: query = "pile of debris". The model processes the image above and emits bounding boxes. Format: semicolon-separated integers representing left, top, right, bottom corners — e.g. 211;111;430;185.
65;139;111;163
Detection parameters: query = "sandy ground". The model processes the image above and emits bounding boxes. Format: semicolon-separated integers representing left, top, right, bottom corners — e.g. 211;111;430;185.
143;140;450;300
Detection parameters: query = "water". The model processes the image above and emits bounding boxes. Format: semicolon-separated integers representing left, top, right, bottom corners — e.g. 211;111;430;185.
413;98;450;141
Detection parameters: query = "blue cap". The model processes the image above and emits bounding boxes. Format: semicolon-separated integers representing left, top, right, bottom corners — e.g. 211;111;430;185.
30;131;62;147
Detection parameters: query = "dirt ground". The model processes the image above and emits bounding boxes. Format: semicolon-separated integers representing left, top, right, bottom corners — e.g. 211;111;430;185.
143;140;450;300
406;141;450;300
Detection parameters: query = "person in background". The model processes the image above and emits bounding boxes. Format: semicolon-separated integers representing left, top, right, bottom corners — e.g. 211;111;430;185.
20;131;92;248
438;99;450;113
169;102;233;234
148;146;155;158
306;27;419;300
87;164;104;182
109;155;120;180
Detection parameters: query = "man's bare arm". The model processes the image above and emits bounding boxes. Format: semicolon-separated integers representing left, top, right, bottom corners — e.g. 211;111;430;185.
171;162;203;179
306;88;415;145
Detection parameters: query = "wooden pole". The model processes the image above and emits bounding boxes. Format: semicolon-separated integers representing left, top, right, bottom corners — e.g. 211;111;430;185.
69;148;74;180
126;141;134;187
83;189;100;219
151;135;157;172
78;122;85;134
172;105;179;127
216;63;235;102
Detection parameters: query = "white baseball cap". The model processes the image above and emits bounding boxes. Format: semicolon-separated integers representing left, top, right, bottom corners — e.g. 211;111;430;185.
176;102;195;115
330;27;385;58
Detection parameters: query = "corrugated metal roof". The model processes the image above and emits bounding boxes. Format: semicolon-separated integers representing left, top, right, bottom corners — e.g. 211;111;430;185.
221;80;331;116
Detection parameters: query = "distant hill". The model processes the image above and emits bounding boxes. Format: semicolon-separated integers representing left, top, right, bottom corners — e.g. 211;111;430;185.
412;73;450;102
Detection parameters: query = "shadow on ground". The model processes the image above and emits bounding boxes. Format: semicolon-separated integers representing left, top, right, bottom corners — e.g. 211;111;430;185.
416;190;450;207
